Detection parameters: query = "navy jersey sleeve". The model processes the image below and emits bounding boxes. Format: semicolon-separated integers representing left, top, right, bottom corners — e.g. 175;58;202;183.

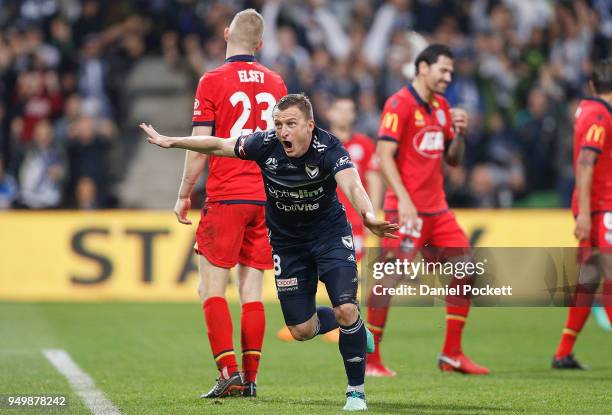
234;130;274;161
324;143;355;176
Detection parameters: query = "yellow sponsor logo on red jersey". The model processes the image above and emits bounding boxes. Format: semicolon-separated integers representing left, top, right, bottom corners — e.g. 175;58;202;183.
383;112;399;133
586;124;605;144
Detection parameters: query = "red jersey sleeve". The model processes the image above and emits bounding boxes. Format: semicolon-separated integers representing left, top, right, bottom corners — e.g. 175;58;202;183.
377;97;406;143
192;73;216;127
577;110;607;154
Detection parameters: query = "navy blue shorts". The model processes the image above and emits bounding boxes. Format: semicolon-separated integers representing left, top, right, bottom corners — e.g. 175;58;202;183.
272;231;359;326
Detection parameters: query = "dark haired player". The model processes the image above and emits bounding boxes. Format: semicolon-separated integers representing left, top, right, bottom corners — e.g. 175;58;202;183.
141;93;399;411
367;44;489;376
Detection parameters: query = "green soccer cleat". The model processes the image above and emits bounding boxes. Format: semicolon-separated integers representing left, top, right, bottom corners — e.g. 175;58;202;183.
365;327;375;354
343;391;367;411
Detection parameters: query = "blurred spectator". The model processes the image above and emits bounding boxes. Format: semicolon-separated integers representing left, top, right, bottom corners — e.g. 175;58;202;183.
0;0;610;209
17;119;64;208
0;158;18;209
74;176;98;210
66;115;112;207
514;88;558;191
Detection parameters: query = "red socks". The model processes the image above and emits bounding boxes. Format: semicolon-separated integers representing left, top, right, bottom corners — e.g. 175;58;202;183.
241;301;265;383
203;297;238;378
443;305;469;356
202;298;265;381
366;306;390;362
555;283;595;358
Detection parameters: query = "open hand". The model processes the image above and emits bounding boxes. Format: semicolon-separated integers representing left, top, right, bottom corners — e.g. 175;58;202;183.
363;211;400;239
140;123;174;148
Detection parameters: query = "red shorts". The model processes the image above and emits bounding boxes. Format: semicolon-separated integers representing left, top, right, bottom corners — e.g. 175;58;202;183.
382;210;469;251
195;202;273;269
578;212;612;260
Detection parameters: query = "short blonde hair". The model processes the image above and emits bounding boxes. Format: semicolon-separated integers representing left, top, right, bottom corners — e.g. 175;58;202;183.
228;9;264;51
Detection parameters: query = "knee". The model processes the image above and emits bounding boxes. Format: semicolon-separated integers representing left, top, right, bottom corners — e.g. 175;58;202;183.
334;303;358;326
288;324;315;341
197;283;207;302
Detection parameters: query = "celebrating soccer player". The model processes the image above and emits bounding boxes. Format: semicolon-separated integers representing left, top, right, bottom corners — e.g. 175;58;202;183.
276;96;383;344
552;58;612;370
177;9;286;398
141;93;399;411
366;44;490;376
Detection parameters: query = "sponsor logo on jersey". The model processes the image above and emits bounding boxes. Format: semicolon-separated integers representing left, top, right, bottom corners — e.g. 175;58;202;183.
193;98;201;116
305;164;319;178
604;212;612;230
238;136;247;158
586;124;605;144
335;156;351;170
267;185;324;200
347;254;356;262
276;277;298;292
605;231;612;245
275;201;320;212
414;109;425;127
413;127;445;158
383;112;399;133
342;235;354;250
265;157;278;171
436;109;447;126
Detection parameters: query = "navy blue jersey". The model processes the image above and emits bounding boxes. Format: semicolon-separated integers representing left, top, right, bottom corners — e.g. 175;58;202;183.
234;126;355;245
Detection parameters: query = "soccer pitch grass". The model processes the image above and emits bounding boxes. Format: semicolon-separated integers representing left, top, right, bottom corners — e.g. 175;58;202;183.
1;303;611;415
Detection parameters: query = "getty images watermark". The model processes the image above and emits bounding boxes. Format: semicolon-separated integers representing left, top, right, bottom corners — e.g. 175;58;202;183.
361;247;598;306
371;257;512;297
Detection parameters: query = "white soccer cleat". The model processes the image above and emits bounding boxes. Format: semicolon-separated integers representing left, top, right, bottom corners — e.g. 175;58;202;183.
343;391;367;411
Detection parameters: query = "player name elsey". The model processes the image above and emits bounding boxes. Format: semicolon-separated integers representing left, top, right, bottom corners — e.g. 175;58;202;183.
372;284;513;296
238;70;264;83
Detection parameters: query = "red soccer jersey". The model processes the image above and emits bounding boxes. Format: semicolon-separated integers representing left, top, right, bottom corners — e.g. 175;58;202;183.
192;55;287;202
571;97;612;215
337;133;378;225
378;84;455;213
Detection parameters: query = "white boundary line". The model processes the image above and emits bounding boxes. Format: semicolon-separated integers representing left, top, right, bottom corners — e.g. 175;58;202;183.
42;349;122;415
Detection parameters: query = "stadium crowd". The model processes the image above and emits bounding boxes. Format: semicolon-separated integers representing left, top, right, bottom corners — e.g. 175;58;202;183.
0;0;610;209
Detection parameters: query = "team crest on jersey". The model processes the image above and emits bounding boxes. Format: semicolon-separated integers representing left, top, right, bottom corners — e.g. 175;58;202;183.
414;109;425;127
342;235;354;250
305;164;319;178
265;157;278;171
435;109;447;126
413;126;445;158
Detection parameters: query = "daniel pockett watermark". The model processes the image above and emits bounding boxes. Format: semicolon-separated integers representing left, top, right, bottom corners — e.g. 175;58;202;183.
360;247;598;306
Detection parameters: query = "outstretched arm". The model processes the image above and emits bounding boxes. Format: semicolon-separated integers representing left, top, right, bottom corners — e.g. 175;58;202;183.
335;167;399;239
140;123;238;158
